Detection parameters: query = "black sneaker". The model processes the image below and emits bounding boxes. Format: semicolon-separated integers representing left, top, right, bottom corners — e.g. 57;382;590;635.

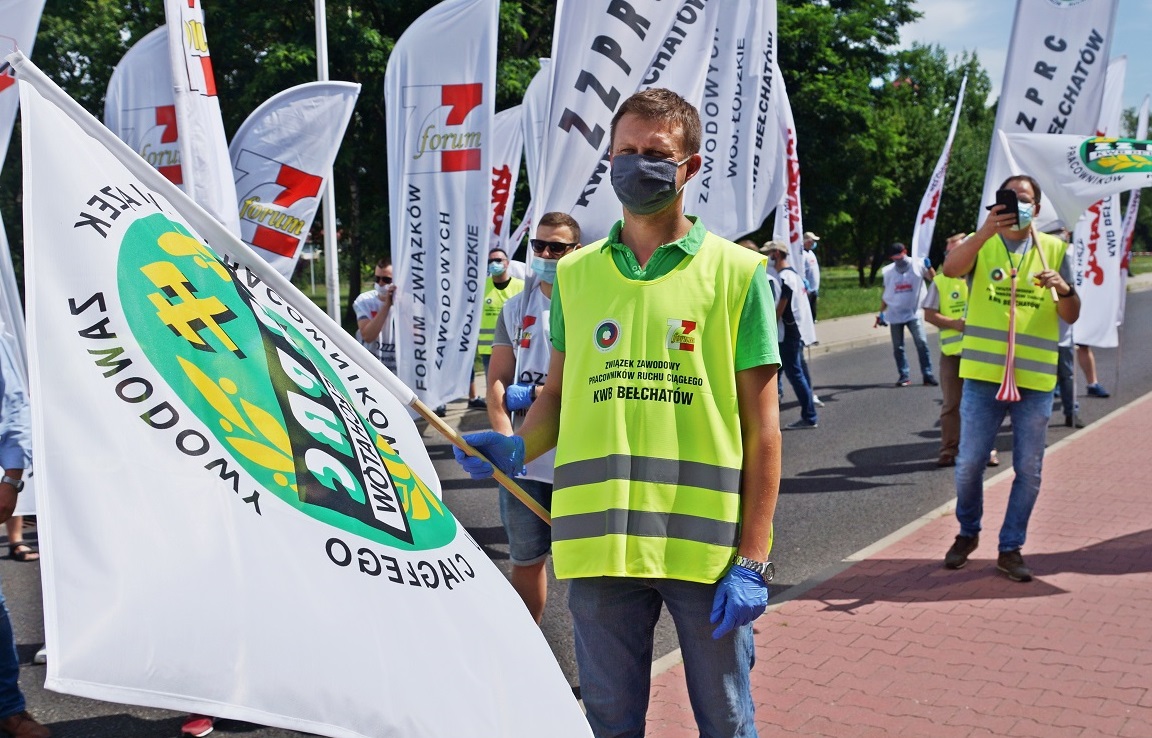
433;404;447;418
895;378;910;387
467;397;487;410
944;534;979;569
923;376;939;386
1064;414;1086;429
997;549;1033;582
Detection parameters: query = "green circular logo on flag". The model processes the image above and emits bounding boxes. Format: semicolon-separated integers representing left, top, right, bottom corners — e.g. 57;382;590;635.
116;214;456;551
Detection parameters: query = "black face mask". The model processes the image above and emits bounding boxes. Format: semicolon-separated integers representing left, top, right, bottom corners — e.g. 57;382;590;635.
610;153;689;215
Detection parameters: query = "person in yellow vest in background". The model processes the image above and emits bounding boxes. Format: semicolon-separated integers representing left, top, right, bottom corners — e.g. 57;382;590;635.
941;175;1079;583
923;233;1000;469
471;246;524;410
484;212;581;624
453;88;781;737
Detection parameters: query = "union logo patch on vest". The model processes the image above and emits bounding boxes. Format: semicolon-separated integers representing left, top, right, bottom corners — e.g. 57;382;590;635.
990;267;1007;282
666;319;697;352
594;319;621;352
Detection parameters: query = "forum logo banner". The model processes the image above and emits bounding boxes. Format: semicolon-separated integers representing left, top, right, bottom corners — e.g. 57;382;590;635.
230;82;359;279
385;0;498;410
105;27;183;187
15;53;589;738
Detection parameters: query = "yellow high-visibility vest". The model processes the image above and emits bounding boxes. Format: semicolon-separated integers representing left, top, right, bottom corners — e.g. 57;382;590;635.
935;275;969;357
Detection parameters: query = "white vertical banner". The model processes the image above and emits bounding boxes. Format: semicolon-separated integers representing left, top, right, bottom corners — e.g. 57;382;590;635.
163;0;241;235
521;58;551;210
564;0;724;243
104;27;183;188
13;50;589;738
979;0;1118;231
911;74;968;264
684;0;781;240
488;105;524;253
230;82;360;279
1070;56;1125;347
772;65;803;263
531;1;686;239
1118;94;1149;323
0;0;46;165
385;0;497;410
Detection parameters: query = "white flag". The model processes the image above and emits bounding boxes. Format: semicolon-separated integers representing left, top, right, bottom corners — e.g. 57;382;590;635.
12;51;589;738
561;1;724;243
521;59;551;209
532;1;695;239
1118;94;1149;323
0;0;45;165
980;0;1118;231
488;105;524;253
910;75;968;263
230;82;359;279
687;0;782;240
772;65;804;263
163;0;241;235
385;0;497;410
104;27;184;188
1001;132;1152;228
1069;57;1125;347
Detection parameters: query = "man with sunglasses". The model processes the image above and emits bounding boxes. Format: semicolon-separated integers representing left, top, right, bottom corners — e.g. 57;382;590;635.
474;247;524;410
353;258;398;373
483;213;580;623
454;88;781;737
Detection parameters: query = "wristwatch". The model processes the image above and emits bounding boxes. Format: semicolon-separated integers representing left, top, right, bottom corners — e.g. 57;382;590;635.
732;554;775;582
0;475;23;493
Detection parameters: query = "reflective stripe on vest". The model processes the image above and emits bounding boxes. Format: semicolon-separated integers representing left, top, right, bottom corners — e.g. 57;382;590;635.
959;232;1064;392
550;231;761;582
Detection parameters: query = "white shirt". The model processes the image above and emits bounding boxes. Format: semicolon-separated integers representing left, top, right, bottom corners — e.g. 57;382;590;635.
352;290;397;372
803;250;821;293
881;258;928;325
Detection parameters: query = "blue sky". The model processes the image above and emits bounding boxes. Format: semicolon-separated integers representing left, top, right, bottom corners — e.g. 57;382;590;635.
900;0;1152;125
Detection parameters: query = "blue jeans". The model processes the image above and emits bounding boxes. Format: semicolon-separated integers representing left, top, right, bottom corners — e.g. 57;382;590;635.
779;332;817;424
498;478;552;566
890;318;934;382
955;379;1052;552
0;581;25;718
568;577;757;738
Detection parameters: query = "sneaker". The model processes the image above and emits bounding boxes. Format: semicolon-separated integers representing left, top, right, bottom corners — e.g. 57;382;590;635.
466;397;487;409
433;404;447;418
1064;414;1086;429
0;711;50;738
181;715;216;737
812;394;825;408
1086;383;1110;398
936;454;956;468
784;419;818;430
33;646;46;665
923;376;939;386
944;534;979;569
997;549;1033;582
895;378;910;387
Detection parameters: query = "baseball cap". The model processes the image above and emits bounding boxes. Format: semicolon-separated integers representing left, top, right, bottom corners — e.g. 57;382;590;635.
759;240;788;254
886;242;908;258
803;231;820;241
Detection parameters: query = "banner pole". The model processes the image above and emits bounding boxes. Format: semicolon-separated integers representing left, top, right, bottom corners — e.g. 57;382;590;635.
8;51;549;525
315;0;341;322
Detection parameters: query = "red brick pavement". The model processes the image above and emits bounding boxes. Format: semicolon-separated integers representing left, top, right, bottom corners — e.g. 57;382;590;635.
647;392;1152;737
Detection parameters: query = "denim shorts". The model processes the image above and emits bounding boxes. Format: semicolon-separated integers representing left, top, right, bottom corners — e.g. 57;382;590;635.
498;478;552;566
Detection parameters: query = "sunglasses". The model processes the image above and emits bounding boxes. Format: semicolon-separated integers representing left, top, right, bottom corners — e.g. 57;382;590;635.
488;258;506;264
530;239;577;255
374;275;393;284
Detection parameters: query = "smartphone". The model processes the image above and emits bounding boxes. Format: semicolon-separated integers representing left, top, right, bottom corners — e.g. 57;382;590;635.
988;188;1020;225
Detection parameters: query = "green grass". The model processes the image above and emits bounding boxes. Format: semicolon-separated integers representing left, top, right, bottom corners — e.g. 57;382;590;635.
816;265;883;320
1128;253;1152;276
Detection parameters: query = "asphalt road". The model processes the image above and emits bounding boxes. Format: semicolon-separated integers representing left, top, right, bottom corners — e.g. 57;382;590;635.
6;290;1151;737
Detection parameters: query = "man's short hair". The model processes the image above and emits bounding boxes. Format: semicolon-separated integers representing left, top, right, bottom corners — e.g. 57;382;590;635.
999;174;1043;206
609;88;702;156
538;211;582;243
488;248;508;259
375;258;391;269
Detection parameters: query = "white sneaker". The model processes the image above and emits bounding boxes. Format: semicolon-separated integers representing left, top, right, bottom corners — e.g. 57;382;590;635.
812;394;825;408
33;647;46;665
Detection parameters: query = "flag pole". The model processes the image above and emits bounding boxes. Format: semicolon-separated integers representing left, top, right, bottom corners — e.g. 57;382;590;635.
315;0;341;322
6;51;550;526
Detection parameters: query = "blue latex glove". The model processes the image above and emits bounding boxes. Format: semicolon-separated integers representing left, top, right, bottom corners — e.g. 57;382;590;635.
710;564;768;639
923;257;933;270
504;383;534;411
452;431;525;479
